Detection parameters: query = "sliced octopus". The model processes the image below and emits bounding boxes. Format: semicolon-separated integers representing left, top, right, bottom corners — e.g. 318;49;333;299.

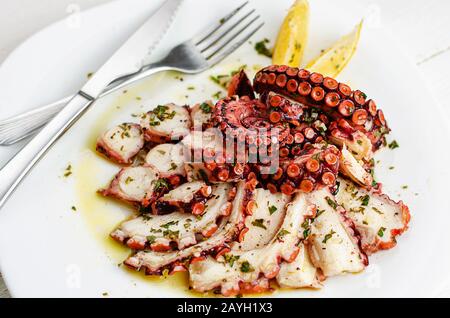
335;178;410;254
188;191;317;296
145;143;186;177
276;242;322;289
190;101;214;130
96;64;411;297
111;183;232;250
96;123;144;164
140;103;192;143
99;166;159;205
306;188;368;276
339;145;373;187
124;180;251;274
232;188;290;251
154;181;212;214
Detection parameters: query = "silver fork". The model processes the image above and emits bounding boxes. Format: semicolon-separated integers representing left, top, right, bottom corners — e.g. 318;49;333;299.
0;1;263;146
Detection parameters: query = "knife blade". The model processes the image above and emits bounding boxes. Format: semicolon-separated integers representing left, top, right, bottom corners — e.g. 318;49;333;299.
0;0;183;209
82;0;183;98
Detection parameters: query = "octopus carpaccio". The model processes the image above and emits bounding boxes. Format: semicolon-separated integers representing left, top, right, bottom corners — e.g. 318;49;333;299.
96;66;410;296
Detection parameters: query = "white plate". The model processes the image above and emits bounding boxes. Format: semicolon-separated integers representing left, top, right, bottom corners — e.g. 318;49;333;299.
1;0;450;298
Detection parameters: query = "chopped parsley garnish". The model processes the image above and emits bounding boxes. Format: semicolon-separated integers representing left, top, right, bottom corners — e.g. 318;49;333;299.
209;75;228;88
199;102;212;113
118;124;132;138
240;261;254;273
148;116;161;126
372;207;384;215
322;229;336;243
212;91;223;99
325;197;337;210
402;185;408;189
63;164;72;177
224;254;240;267
254;38;272;58
153;179;170;191
169;162;178;171
303;228;310;238
163;229;179;240
315;209;325;218
268;205;277;215
251;219;267;230
125;176;134;184
277;229;290;240
71;206;77;211
160;220;179;229
146;235;156;244
148;105;176;125
301;220;311;238
142;213;153;221
388;140;399;149
360;195;370;206
377;227;386;237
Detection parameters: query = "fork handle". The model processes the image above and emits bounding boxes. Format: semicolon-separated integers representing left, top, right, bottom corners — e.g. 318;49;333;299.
0;96;72;145
0;93;93;209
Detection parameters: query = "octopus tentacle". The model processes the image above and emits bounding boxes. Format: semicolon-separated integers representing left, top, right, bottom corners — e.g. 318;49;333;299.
254;142;340;195
254;66;390;154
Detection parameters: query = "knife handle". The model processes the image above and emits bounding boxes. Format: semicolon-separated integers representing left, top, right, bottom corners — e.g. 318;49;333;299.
0;93;93;209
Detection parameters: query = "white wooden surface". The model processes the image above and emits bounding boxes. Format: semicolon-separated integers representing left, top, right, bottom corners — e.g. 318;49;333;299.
0;0;449;298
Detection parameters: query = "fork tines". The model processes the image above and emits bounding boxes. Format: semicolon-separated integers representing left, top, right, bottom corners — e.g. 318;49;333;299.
193;1;264;66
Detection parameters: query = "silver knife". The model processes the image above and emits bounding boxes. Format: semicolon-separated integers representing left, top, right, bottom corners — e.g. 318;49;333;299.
0;0;183;209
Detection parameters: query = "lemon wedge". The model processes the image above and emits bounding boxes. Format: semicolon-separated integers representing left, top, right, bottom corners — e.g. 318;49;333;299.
306;20;363;77
272;0;310;66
